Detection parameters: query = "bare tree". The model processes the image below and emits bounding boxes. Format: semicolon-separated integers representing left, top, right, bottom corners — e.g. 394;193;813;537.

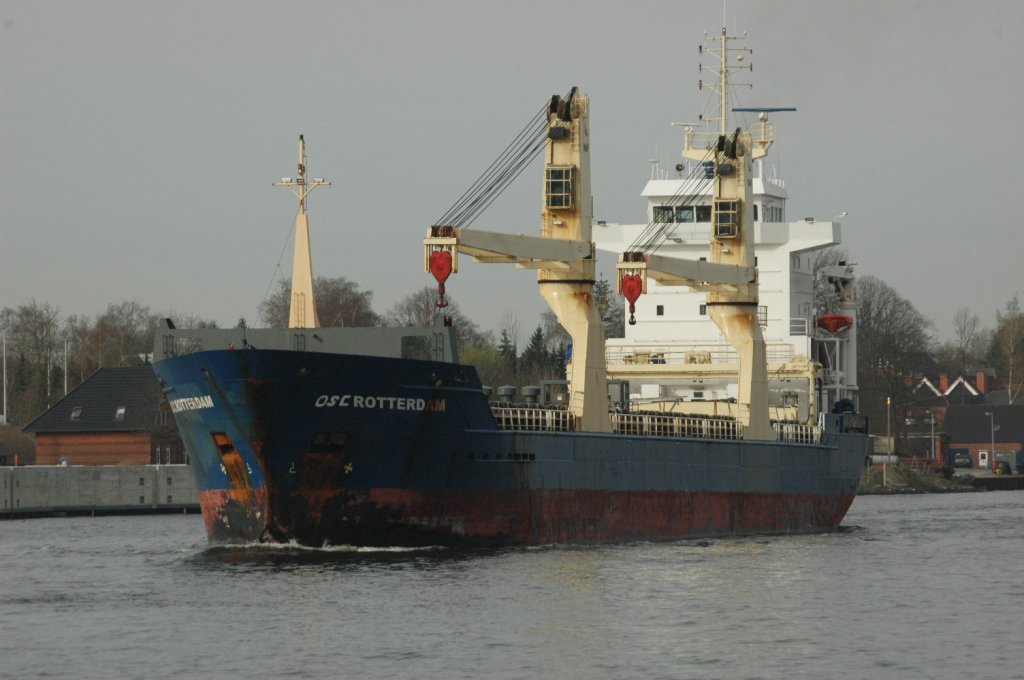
89;300;155;367
541;310;571;351
855;276;935;444
812;246;851;315
952;307;980;376
259;276;380;328
385;286;488;348
3;301;62;421
990;295;1024;404
500;311;521;355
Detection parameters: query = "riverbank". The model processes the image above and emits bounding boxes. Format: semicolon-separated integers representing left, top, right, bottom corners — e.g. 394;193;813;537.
858;465;979;494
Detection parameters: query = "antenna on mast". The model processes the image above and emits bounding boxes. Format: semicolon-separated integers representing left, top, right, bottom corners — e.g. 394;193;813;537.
274;135;331;329
274;134;332;213
696;27;753;136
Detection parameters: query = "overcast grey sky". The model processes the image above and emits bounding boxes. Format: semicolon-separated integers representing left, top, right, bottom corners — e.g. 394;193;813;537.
2;0;1022;342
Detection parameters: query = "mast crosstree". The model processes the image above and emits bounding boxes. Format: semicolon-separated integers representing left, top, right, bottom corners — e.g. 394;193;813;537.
275;135;331;329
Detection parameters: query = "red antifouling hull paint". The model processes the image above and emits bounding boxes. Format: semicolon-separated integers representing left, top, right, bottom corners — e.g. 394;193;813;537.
198;486;857;547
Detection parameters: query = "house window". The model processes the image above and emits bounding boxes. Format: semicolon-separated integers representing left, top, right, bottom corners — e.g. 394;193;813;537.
699;304;707;316
695;205;712;222
70;407;82;421
114;406;126;422
656;305;664;316
758;306;768;328
753;204;759;221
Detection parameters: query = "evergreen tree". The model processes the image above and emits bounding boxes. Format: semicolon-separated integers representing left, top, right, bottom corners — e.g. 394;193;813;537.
521;326;547;372
497;328;517;377
594;274;625;339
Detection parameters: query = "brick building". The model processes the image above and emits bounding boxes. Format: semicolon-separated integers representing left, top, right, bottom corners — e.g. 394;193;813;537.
22;367;184;466
943;403;1024;470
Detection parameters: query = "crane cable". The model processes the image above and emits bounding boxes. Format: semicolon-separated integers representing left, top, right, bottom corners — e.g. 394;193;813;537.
627;144;717;255
435;89;576;229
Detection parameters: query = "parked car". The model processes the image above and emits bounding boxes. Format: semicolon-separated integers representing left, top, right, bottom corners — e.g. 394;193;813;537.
952;451;972;468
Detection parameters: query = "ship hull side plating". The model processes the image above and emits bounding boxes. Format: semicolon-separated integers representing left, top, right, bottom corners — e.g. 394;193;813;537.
154;349;867;547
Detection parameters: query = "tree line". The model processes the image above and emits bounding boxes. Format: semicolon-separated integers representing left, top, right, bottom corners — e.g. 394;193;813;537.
2;271;1021;443
0;276;625;426
852;278;1023;444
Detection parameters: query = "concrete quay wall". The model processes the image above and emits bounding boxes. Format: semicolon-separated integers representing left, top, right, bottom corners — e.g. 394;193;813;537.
0;465;199;517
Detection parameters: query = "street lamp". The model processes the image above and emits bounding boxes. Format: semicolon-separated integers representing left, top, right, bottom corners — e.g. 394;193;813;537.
984;411;999;469
926;409;935;460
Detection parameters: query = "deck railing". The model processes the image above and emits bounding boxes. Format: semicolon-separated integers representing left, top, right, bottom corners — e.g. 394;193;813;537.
491;406;822;444
491;407;575;432
611;412;744;439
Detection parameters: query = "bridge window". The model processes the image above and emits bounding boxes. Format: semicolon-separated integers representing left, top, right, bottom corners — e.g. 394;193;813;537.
653;205;695;223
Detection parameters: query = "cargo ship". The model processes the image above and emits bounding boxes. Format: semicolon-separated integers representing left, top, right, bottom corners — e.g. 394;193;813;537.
153;28;869;547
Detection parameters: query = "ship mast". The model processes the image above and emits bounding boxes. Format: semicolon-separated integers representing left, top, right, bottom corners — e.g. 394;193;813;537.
274;135;331;329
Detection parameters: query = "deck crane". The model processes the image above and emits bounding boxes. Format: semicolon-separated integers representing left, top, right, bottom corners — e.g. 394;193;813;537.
615;28;793;441
424;88;610;433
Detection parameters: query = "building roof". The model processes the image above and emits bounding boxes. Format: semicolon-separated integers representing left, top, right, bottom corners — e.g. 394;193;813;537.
943;403;1024;445
22;367;162;434
945;376;980;397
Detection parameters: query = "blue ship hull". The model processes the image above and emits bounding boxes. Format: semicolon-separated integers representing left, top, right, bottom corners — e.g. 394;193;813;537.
154;347;868;547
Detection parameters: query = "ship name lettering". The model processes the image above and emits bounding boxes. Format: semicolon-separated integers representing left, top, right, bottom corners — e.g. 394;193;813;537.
169;395;215;413
314;394;445;413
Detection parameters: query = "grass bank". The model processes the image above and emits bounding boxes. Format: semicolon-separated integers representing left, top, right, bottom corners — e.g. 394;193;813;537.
858;464;979;494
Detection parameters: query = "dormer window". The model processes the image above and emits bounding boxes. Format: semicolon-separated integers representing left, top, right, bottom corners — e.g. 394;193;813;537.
114;406;127;422
70;407;82;421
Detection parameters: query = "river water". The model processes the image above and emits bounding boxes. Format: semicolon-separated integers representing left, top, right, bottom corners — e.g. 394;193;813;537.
1;492;1021;680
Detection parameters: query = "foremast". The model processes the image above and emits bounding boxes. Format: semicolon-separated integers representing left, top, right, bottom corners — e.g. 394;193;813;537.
617;28;775;439
274;135;331;329
424;89;608;432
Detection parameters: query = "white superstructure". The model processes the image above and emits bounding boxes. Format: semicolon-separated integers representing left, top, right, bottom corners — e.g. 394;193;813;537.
594;31;858;424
